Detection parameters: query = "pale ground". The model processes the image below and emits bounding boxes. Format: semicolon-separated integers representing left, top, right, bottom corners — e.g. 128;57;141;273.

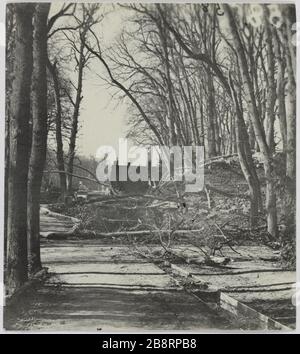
168;245;296;327
6;208;295;331
3;240;234;331
5;230;236;331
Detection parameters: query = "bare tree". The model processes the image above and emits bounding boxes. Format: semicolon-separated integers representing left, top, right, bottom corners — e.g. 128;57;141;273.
64;5;101;193
65;34;85;193
47;59;68;200
5;5;16;264
6;3;35;293
228;73;262;226
273;28;287;153
282;4;296;226
156;4;262;227
223;4;278;238
27;3;51;275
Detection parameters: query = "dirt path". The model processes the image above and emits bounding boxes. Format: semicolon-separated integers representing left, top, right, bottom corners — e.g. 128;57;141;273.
5;234;238;331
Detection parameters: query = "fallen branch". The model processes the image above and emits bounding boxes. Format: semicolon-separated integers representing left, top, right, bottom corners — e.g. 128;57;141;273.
89;193;182;205
44;169;110;188
46;229;204;239
214;222;243;256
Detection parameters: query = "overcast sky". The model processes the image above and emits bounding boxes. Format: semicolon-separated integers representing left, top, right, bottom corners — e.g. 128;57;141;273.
50;3;132;158
78;5;130;158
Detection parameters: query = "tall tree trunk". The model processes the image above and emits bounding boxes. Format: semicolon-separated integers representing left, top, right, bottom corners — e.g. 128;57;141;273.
67;40;84;193
6;4;34;293
199;95;205;147
263;6;276;154
229;74;261;227
206;69;217;157
5;5;16;267
283;6;296;226
231;109;237;154
157;8;176;146
273;29;287;153
284;5;296;80
248;119;256;151
176;53;200;145
223;4;277;238
5;107;9;268
47;60;67;200
27;3;50;275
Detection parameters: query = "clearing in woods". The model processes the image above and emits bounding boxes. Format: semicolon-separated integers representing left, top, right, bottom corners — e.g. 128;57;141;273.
5;165;296;331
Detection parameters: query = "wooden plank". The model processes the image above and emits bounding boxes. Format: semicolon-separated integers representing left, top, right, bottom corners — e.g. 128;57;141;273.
221;292;269;328
169;263;293;331
220;293;292;331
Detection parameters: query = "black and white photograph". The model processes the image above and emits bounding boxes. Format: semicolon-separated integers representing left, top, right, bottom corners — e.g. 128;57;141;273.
0;0;298;334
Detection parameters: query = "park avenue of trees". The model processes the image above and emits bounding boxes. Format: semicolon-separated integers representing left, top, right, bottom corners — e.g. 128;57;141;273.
5;3;296;296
